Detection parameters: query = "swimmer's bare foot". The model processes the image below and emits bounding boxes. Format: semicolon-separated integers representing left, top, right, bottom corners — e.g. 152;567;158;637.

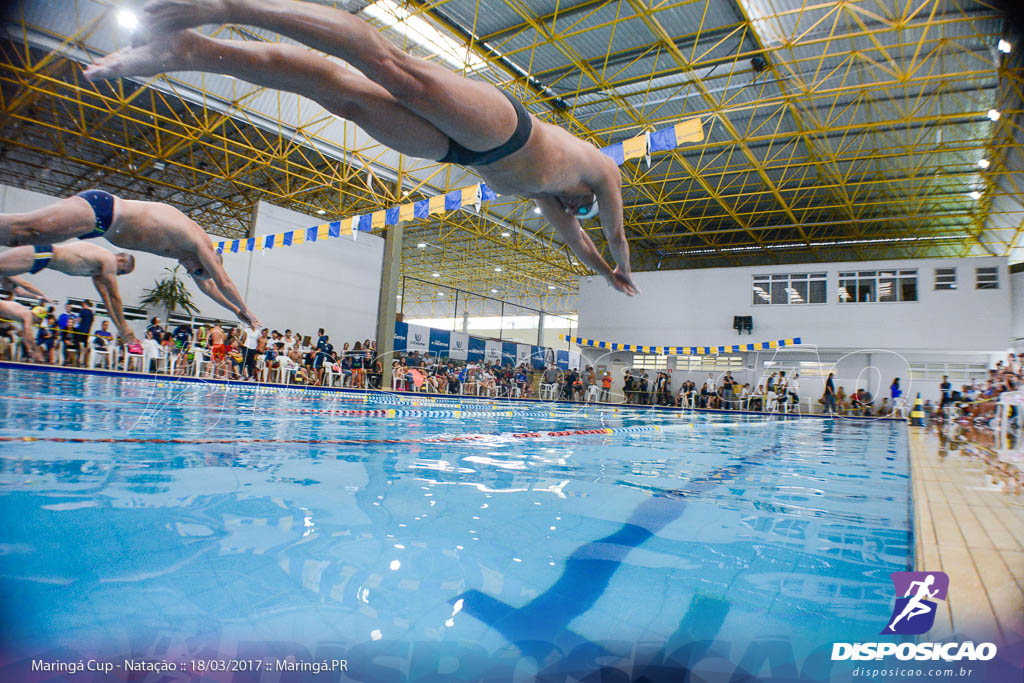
83;30;199;81
143;0;235;34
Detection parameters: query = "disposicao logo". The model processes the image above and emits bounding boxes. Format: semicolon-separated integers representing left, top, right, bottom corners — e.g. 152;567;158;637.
831;571;997;662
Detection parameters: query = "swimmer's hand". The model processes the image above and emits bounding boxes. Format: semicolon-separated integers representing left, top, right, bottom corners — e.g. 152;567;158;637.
239;310;262;329
608;266;640;296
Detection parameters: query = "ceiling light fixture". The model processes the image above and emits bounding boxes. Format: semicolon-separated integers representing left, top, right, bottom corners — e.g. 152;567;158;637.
998;39;1012;54
987;109;1001;121
416;242;427;248
970;190;982;200
977;159;990;169
116;9;139;30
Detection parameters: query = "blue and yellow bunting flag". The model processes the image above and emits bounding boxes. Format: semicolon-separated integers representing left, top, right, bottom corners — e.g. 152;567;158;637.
213;116;703;253
561;335;802;356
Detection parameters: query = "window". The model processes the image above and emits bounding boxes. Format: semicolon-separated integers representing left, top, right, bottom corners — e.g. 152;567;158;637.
838;270;917;303
909;362;988;383
632;354;669;370
934;267;957;290
976;267;999;289
678;355;744;371
752;272;827;305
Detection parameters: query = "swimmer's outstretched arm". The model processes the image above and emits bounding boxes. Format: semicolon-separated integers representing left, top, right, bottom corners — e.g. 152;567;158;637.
193;242;261;327
191;275;240;318
91;273;136;343
585;155;639;296
1;276;49;302
536;196;637;296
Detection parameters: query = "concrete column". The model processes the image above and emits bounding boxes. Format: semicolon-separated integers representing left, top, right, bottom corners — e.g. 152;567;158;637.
461;312;469;333
537;311;546;346
375;221;403;388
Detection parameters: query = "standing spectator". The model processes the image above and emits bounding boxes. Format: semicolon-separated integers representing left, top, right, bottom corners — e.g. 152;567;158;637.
314;334;334;385
789;373;800;410
600;371;612;402
74;300;95;365
240;324;260;380
351;341;366;388
939;375;952;412
890;377;903;417
171;321;193;374
721;371;735;409
56;302;78;365
823;372;837;414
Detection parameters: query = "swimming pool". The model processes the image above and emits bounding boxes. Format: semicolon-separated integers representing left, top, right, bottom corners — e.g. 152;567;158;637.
0;366;913;681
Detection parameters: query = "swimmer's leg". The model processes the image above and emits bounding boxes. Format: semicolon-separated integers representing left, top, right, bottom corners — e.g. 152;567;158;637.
0;196;96;246
137;0;519;153
86;29;449;161
0;246;35;275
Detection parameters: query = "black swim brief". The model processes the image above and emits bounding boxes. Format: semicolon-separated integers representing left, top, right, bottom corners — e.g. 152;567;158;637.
438;91;532;166
76;189;115;240
30;244;53;274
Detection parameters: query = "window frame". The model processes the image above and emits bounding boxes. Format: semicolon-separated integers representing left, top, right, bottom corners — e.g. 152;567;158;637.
752;272;827;306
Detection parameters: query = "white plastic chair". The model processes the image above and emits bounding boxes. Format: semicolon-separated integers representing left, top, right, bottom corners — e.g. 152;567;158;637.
123;345;145;372
88;344;116;369
540;383;558;400
191;348;209;377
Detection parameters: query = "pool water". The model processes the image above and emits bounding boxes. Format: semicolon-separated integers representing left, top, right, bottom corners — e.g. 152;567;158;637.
0;367;912;681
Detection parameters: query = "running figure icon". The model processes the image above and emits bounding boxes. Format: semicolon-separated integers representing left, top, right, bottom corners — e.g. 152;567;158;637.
882;571;949;635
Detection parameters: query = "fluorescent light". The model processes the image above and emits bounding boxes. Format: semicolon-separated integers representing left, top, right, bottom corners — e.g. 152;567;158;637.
416;242;427;248
431;272;440;277
117;9;139;30
987;109;1001;121
978;159;990;169
533;207;541;214
396;294;402;299
548;285;555;290
970;190;982;200
500;231;511;237
998;39;1012;54
490;289;498;293
317;209;326;215
437;292;445;297
494;267;502;272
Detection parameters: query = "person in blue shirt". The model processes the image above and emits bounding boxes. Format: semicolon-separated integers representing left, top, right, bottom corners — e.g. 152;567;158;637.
91;320;115;368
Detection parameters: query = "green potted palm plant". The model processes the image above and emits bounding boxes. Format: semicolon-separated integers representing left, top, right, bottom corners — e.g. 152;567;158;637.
139;265;201;320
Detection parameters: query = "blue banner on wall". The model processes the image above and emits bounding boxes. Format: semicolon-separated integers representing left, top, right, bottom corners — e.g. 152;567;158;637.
502;342;517;366
556;350;569;370
393;321;408;351
530;345;546;370
467;336;486;362
429;327;451;354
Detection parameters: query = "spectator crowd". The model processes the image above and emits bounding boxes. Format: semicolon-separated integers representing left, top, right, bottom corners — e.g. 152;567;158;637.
3;298;1017;421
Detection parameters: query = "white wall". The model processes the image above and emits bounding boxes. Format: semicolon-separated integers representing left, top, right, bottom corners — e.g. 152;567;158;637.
578;256;1010;352
0;186;384;342
577;256;1010;407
